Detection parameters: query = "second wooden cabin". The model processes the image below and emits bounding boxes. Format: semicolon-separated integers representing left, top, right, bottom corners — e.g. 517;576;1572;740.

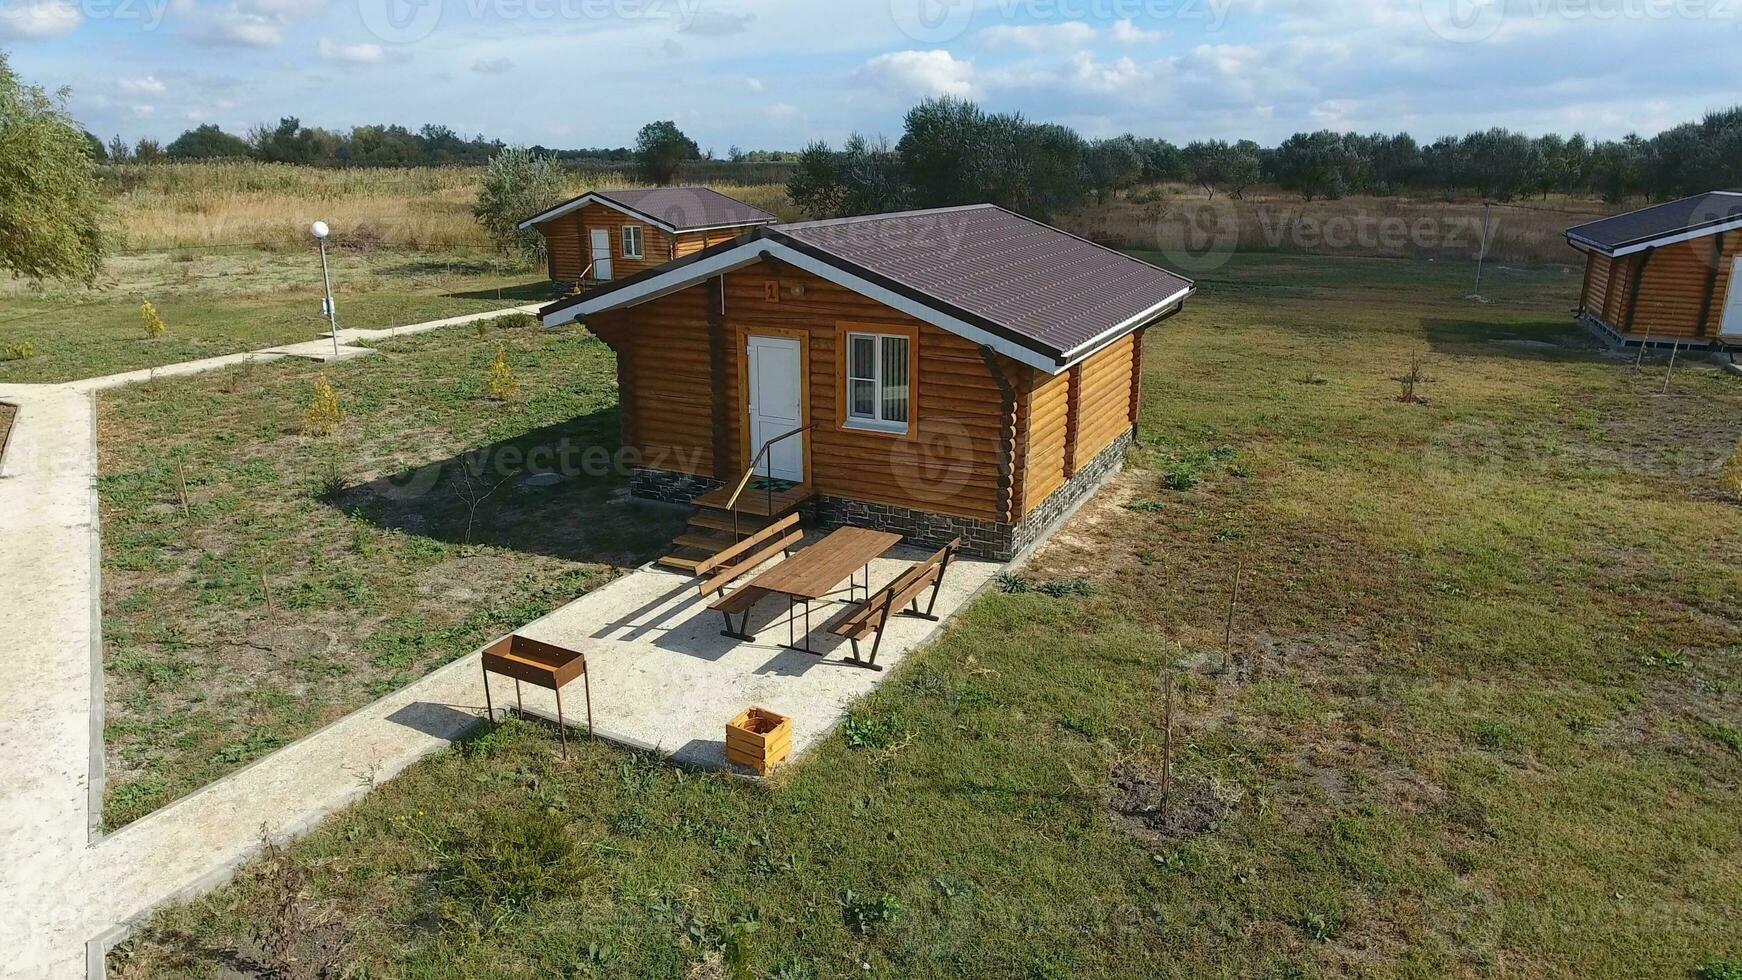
519;186;778;289
1566;191;1742;349
541;205;1195;563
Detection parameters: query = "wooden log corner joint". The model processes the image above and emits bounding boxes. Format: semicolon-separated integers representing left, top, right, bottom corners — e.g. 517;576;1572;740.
726;706;792;775
481;634;594;758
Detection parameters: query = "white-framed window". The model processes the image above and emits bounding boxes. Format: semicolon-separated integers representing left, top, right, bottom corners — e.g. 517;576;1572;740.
845;332;911;433
621;225;644;259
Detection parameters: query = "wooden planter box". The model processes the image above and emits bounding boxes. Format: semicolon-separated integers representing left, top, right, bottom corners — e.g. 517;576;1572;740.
725;706;792;774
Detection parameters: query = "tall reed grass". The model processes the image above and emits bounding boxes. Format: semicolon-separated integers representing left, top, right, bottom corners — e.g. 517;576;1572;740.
100;161;795;251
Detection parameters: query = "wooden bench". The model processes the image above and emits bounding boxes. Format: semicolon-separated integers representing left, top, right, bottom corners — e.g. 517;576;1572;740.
827;537;961;670
699;513;804;639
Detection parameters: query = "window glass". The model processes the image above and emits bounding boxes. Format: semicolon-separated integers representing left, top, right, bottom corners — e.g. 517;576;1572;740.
881;336;909;423
843;332;910;431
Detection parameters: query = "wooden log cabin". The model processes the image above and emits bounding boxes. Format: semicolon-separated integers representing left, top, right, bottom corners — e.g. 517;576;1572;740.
518;186;777;288
540;205;1195;563
1566;191;1742;349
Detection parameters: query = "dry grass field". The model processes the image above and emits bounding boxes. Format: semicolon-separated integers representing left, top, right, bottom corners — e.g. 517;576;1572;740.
110;252;1742;979
1059;185;1612;265
99;162;797;251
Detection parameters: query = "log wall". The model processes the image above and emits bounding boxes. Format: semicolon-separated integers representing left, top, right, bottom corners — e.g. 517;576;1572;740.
1580;234;1742;340
591;263;1145;524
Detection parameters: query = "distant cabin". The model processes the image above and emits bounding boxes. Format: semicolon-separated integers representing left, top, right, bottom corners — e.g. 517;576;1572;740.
541;205;1194;561
1566;191;1742;349
519;187;778;287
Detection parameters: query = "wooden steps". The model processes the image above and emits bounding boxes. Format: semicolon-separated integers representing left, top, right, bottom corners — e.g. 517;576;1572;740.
655;482;817;573
693;481;816;519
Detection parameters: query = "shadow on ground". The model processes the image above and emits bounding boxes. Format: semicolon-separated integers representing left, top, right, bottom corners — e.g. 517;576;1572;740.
330;409;686;567
1422;316;1601;360
443;279;561;303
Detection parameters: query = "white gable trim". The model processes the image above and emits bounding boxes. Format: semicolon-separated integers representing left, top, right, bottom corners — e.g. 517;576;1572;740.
544;239;1102;373
518;193;677;233
517;194;778;235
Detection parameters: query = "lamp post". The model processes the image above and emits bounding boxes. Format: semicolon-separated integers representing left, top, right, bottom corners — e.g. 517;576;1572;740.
312;220;339;356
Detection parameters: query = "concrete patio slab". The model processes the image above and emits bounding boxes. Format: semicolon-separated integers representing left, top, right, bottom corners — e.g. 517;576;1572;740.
511;546;1002;770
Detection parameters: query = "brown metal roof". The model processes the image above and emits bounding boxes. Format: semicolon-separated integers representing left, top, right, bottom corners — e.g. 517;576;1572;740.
519;186;777;233
590;187;778;231
543;204;1194;370
770;205;1193;358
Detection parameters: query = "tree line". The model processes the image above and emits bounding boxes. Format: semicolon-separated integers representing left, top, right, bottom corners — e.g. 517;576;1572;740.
786;97;1742;219
88;117;635;167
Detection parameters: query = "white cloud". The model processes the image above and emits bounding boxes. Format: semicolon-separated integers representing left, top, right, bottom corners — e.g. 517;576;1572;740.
746;78;764;93
1110;18;1167;43
182;0;328;48
471;56;514;73
119;75;168;95
0;0;81;39
317;36;386;63
130;104;156;118
856;50;976;98
977;21;1097;49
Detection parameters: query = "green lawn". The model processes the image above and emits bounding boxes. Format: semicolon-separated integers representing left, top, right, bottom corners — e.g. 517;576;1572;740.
96;316;683;828
112;253;1742;978
0;246;547;384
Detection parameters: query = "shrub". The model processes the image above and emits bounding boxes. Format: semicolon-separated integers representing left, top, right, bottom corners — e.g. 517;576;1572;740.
1161;461;1201;491
842;709;899;750
437;806;590;929
486;348;518;400
1036;577;1095;598
838;889;902;935
473;146;567;261
1720;437;1742;500
140;299;166;338
303;376;342;436
1;341;32;361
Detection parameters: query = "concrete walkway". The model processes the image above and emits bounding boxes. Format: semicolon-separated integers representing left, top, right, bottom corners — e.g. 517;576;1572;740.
0;304;540;979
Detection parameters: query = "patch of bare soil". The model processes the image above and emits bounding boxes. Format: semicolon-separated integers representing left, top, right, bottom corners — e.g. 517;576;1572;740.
1042;475;1139;561
1108;760;1240;843
0;402;13;461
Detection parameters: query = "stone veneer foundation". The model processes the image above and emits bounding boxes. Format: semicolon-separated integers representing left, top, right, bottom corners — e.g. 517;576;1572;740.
629;428;1133;562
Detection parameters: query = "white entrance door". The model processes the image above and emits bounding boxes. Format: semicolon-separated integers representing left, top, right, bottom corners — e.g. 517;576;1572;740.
745;335;805;483
589;228;613;281
1721;256;1742;338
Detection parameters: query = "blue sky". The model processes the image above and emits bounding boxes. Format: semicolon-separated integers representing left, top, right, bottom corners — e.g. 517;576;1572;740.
2;0;1736;149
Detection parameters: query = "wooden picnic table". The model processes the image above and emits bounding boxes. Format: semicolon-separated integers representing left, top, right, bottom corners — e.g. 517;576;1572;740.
742;526;902;653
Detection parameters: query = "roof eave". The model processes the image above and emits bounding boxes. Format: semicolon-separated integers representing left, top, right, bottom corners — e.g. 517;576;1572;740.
1054;284;1194;369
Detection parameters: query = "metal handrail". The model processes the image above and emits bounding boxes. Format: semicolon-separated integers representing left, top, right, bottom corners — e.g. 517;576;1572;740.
724;424;813;537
